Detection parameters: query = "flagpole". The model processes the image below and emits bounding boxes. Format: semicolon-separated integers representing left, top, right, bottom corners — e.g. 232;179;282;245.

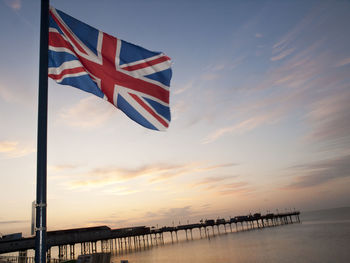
36;1;49;263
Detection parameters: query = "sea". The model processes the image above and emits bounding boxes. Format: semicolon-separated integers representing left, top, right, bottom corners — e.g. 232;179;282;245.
111;207;350;263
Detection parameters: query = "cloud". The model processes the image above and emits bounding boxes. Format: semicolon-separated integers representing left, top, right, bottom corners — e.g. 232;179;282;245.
271;4;321;54
171;100;188;121
202;112;279;144
211;64;226;72
3;0;21;11
173;80;194;95
255;33;263;38
202;45;324;143
144;206;195;222
305;89;350;147
205;3;350;147
230;56;246;70
87;206;204;229
58;97;115;128
158;206;193;218
205;62;227;72
190;174;254;196
334;57;350;67
66;163;194;189
200;61;233;80
201;163;237;170
284;154;350;189
191;176;231;188
214;182;254;196
201;73;220;81
0;141;35;158
270;48;295;61
0;141;17;152
217;188;253;196
65;162;236;190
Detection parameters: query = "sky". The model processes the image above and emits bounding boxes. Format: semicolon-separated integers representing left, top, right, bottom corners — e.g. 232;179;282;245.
0;0;350;236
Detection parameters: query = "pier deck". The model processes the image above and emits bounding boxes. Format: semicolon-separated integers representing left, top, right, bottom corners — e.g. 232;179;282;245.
0;211;300;260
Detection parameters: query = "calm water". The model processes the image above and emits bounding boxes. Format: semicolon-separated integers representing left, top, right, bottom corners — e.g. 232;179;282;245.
111;207;350;263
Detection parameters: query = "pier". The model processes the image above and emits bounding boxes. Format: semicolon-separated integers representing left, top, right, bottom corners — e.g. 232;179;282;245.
0;211;300;262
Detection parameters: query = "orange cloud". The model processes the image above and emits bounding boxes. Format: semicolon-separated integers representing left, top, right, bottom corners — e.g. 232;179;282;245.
65;162;237;191
0;141;35;158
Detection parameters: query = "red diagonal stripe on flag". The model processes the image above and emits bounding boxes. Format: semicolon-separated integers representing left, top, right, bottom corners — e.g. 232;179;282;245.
49;32;74;51
122;56;171;71
50;9;88;55
129;93;168;128
49;67;86;80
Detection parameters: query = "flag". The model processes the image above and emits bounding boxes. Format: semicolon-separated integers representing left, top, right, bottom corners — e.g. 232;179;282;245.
48;7;172;131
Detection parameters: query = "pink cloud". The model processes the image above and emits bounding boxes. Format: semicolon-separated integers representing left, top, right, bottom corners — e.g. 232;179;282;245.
4;0;21;10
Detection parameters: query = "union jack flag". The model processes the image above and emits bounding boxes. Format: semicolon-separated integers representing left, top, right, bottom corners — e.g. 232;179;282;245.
48;7;172;130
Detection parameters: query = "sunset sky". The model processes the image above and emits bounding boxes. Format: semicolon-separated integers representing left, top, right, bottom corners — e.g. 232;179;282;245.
1;0;349;236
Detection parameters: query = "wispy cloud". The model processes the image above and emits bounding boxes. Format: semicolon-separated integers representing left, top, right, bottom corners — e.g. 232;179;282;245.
270;48;295;61
67;164;181;188
200;59;241;82
171;100;187;121
58;97;115;128
200;163;237;170
0;141;17;152
190;174;254;196
272;4;320;54
2;0;35;29
202;181;254;196
86;206;198;229
3;0;21;11
304;90;350;146
334;57;350;68
203;2;350;147
284;154;350;189
255;33;263;38
65;162;236;190
201;73;220;81
202;112;279;144
0;141;35;158
230;56;246;70
211;63;226;72
216;182;254;196
191;176;231;188
173;80;194;95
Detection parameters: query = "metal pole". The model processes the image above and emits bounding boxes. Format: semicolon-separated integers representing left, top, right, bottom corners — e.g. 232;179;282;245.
35;1;49;263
